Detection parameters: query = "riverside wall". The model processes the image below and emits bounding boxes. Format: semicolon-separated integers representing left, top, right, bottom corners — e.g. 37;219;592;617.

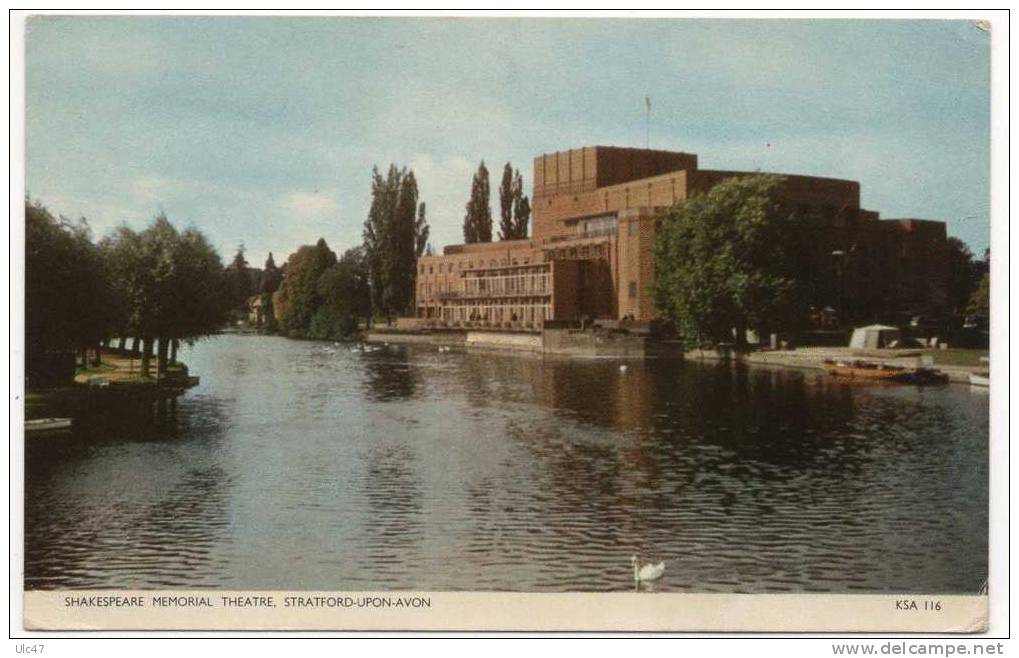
363;329;985;385
365;328;683;359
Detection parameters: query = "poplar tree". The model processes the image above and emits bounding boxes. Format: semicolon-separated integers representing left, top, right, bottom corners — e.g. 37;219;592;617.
498;162;514;240
511;170;531;239
362;164;430;321
463;161;492;243
415;202;429;258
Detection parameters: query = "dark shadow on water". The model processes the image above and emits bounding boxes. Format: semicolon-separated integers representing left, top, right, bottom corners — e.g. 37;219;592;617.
359;353;418;401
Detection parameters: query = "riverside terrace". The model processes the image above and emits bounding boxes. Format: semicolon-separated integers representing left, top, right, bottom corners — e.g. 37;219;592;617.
413;145;951;332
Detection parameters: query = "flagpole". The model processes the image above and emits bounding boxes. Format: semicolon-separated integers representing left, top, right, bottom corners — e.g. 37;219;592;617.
644;95;651;149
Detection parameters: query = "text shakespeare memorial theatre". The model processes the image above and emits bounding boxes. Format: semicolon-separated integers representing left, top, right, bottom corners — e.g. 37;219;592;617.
413;146;950;330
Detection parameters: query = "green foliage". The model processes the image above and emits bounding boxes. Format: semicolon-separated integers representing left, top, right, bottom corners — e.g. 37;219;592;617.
463;160;492;243
100;213;228;344
307;306;359;340
966;272;990;319
260;252;282;294
26;200;120;357
653;175;809;344
171;226;230;341
276;238;337;336
259;292;278;334
415;203;429;259
224;243;253;313
944;236;987;317
321;247;372;324
497;164;531;241
512;170;531;239
498;163;514;240
362;164;427;319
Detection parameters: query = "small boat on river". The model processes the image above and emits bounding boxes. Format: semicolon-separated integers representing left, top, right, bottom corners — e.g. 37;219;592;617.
25;417;73;437
969;372;990;388
823;359;948;385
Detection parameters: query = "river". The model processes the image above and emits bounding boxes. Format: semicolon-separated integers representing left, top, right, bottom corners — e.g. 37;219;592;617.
24;334;989;592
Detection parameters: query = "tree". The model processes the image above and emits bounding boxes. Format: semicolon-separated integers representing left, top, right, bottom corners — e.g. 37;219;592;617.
26;200;120;383
945;237;980;317
256;252;283;333
225;243;252;315
276;238;337;336
463;160;492;243
497;164;531;241
966;272;990;321
311;247;372;339
164;226;230;369
498;162;514;240
415;203;429;258
512;170;531;239
100;213;227;378
260;252;282;294
362;164;428;322
965;248;990;322
100;224;153;357
653;175;810;346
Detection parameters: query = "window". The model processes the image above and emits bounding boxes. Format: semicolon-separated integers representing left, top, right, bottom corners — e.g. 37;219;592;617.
628;281;637;299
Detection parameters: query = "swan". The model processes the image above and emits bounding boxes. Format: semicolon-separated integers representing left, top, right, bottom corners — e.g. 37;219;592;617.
631;555;665;584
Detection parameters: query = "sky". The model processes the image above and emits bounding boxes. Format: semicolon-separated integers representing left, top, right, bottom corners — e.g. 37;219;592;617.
25;16;991;268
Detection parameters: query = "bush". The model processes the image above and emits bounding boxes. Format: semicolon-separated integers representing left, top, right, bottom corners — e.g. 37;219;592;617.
308;306;358;340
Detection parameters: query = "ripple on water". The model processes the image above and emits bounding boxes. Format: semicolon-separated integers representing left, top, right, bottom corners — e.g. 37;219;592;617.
25;336;989;592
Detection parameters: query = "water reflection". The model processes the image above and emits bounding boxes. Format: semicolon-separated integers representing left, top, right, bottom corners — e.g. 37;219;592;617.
360;352;418;401
25;335;988;593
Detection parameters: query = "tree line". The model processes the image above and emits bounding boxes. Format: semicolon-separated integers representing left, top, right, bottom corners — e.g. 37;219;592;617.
26;200;229;386
464;161;531;243
259;158;532;339
26;154;536;373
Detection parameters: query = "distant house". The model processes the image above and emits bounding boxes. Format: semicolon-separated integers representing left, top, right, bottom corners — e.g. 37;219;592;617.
248;295;265;326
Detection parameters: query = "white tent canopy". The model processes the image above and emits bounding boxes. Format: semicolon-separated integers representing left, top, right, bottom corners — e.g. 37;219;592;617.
848;324;901;349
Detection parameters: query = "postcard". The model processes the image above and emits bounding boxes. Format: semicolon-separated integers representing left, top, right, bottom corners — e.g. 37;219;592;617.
13;12;999;634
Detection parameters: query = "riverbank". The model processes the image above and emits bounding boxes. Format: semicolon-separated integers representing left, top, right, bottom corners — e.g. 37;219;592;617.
27;351;199;424
363;328;988;384
686;346;989;384
364;327;685;359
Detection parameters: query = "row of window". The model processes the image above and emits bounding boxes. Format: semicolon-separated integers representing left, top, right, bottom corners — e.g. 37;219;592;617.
418;273;552;300
439;303;552;324
419;256;536;275
464;273;551;297
548;243;608;261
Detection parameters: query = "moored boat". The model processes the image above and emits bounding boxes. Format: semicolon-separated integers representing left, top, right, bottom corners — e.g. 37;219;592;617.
823;360;948;385
969;372;990;388
25;417;73;436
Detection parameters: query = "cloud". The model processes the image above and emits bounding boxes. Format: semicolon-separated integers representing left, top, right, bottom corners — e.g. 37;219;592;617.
24;17;991;262
284;190;339;220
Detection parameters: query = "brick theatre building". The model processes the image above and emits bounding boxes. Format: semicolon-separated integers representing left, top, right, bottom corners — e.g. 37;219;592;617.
414;146;949;331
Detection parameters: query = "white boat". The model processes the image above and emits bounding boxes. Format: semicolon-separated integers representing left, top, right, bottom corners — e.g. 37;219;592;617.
969;373;990;388
25;417;73;436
